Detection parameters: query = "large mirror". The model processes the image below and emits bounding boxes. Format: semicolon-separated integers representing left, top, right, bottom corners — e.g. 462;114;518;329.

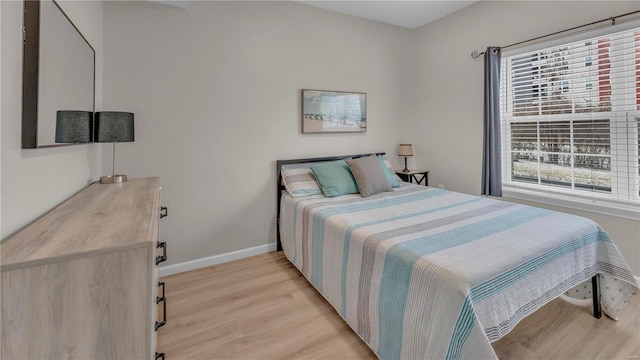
22;0;95;149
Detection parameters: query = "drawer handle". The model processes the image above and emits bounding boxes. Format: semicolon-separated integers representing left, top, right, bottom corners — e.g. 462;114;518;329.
155;352;165;360
155;282;167;331
160;206;168;219
156;241;167;265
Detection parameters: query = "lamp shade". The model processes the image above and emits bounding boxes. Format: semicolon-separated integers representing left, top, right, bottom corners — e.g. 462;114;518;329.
55;111;93;143
94;112;135;143
398;144;413;157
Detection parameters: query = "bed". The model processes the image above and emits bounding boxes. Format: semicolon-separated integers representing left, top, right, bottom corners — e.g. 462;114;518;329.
276;153;638;360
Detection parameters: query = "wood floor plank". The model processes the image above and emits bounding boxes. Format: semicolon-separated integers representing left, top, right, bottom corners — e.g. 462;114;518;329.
158;252;640;359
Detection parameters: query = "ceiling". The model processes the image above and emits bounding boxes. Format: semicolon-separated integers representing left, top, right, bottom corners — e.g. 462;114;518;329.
297;1;479;29
149;1;479;30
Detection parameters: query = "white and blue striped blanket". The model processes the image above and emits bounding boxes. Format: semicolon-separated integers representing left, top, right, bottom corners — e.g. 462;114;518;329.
279;184;638;359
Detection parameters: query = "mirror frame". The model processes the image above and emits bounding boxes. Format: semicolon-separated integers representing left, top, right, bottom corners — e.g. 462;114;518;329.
22;0;96;149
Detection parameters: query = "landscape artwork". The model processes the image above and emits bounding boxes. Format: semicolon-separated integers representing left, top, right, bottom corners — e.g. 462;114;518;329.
302;89;366;133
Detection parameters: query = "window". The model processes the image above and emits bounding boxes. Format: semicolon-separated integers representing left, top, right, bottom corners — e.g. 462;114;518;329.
500;27;640;216
585;77;593;91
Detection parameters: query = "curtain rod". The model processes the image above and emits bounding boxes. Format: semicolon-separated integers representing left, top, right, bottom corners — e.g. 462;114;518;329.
470;10;640;59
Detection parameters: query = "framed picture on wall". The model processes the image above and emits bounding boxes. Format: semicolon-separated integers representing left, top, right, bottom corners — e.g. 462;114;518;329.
301;89;367;133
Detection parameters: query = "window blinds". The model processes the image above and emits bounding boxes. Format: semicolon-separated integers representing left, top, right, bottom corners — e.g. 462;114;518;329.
500;27;640;203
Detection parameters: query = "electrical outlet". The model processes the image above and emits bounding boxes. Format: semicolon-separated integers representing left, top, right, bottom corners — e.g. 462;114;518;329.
439;184;444;189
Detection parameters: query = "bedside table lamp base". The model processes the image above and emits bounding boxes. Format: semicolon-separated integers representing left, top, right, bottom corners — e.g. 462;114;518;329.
398;143;413;173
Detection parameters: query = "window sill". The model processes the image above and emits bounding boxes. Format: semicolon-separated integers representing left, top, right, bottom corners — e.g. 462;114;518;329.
502;185;640;221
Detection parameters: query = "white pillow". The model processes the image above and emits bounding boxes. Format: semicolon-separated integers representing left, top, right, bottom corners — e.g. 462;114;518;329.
281;167;322;197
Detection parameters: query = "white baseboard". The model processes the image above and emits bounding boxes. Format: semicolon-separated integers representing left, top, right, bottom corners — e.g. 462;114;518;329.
159;242;278;277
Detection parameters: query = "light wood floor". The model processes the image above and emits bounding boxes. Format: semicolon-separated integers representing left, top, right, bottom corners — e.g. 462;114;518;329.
158;252;640;359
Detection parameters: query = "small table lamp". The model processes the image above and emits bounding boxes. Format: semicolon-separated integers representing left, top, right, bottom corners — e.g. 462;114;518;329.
398;144;413;172
55;111;93;144
94;111;135;184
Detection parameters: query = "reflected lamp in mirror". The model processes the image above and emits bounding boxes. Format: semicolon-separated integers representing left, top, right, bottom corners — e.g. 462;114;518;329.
22;0;96;148
398;143;413;172
55;110;93;143
94;111;135;184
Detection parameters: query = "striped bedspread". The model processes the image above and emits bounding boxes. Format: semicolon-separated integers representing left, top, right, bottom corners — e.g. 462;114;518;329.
279;184;638;360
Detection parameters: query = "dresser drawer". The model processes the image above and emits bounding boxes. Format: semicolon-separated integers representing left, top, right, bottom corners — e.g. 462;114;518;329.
156;281;167;331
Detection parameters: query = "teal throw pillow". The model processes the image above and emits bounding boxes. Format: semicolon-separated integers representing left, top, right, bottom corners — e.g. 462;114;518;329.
310;160;359;197
377;155;400;188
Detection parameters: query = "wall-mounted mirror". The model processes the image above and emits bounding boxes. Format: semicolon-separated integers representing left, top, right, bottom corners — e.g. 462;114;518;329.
22;0;95;149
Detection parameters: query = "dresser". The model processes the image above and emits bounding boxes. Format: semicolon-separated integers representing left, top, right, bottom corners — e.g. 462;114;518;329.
1;177;167;359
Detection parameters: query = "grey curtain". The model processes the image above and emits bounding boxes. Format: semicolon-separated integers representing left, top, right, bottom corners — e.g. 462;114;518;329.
481;46;502;197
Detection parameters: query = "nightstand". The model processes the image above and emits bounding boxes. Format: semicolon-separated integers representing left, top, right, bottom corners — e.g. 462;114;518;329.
396;170;429;186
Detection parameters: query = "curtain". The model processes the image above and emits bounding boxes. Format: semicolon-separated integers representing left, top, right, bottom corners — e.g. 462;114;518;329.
481;46;502;197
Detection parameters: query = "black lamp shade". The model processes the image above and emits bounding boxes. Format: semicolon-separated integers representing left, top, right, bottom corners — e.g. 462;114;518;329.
94;112;135;143
55;111;93;143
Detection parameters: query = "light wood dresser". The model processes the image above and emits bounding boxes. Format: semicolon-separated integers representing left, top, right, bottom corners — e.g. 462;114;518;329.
1;177;168;359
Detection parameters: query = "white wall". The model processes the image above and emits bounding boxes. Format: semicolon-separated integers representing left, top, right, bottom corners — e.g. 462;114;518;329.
3;0;636;276
1;0;103;239
103;1;414;266
410;1;640;275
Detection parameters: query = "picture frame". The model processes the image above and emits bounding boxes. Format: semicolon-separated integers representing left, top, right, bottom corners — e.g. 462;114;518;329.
301;89;366;133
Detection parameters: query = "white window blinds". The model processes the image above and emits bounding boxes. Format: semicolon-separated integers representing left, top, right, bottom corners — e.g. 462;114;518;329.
500;27;640;209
